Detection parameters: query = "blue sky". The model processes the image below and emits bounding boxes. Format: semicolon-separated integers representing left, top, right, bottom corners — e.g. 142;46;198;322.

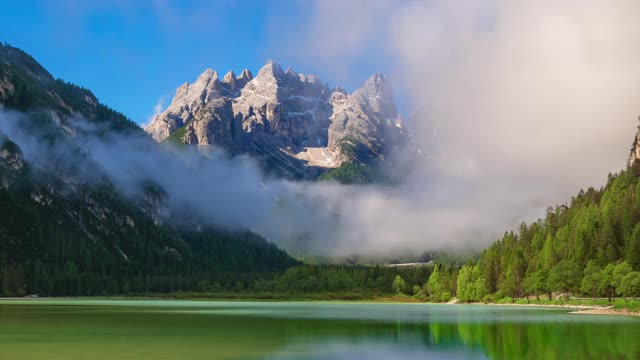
0;0;395;124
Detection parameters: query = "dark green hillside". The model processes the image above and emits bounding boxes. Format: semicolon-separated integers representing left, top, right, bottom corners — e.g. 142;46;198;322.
0;44;139;135
0;44;298;296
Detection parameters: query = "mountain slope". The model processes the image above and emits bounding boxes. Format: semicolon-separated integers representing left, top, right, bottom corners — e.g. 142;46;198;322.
437;123;640;303
0;44;298;296
145;61;409;179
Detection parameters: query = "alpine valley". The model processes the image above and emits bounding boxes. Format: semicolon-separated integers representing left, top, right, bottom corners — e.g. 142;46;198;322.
0;44;415;297
3;42;640;312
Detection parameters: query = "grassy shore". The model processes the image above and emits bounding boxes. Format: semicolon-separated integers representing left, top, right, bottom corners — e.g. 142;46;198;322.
4;293;640;316
154;294;640;316
97;291;424;303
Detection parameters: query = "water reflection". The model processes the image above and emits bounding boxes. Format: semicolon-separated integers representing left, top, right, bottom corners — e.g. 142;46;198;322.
268;342;487;360
0;301;638;359
262;319;640;360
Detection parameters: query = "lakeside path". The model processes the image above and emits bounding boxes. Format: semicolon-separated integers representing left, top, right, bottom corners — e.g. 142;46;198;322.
478;302;640;317
569;308;640;317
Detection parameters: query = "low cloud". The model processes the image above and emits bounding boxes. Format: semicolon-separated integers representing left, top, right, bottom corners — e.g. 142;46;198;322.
142;95;166;129
0;109;492;256
263;0;640;252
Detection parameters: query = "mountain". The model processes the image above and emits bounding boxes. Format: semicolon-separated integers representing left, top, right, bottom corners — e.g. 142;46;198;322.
145;61;408;179
0;43;298;296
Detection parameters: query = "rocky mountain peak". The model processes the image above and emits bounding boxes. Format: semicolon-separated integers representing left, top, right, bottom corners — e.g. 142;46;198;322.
171;68;221;109
238;69;253;81
360;73;396;118
197;68;218;83
222;70;236;84
363;73;391;98
145;61;409;177
222;70;238;94
237;69;253;89
256;60;285;80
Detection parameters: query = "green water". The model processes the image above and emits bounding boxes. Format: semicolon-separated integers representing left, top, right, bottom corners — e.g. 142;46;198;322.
0;300;638;359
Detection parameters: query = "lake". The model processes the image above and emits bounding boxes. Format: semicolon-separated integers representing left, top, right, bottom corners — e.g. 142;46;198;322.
0;300;638;359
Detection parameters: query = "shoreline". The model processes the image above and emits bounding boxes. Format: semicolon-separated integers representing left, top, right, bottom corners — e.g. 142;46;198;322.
480;302;640;316
2;296;639;317
568;308;640;317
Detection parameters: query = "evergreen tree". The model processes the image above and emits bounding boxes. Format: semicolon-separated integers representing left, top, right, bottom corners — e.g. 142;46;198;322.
392;275;407;295
603;264;616;302
626;224;640;269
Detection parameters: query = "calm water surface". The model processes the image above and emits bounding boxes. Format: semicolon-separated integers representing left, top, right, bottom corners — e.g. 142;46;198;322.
0;300;638;359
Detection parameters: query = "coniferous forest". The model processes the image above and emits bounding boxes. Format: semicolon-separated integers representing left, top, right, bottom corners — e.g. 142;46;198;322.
421;162;640;305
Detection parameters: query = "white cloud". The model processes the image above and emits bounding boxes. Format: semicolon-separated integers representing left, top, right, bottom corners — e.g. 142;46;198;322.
142;95;166;129
262;0;640;253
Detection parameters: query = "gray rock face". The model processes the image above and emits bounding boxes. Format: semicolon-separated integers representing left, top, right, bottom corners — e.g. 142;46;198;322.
183;98;241;151
0;136;25;189
145;60;406;176
233;61;331;147
146;69;223;141
630;117;640;166
237;69;253;89
0;73;14;100
327;73;399;163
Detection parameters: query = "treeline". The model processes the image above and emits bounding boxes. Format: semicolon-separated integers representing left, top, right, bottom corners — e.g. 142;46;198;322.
317;162;374;184
416;162;640;304
189;264;433;299
0;218;298;297
0;178;298;297
0;201;298;297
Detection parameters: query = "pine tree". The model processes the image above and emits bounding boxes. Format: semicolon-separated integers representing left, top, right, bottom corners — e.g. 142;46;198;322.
392;275;407;295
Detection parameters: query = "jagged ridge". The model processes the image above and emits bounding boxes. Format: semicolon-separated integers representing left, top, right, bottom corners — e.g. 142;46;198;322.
145;60;408;179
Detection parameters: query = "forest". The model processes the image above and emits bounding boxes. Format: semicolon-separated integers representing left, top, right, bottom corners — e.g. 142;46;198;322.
415;161;640;305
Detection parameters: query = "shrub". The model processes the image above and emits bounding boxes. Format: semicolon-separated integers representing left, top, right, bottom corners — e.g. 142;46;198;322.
496;296;514;304
440;291;452;302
